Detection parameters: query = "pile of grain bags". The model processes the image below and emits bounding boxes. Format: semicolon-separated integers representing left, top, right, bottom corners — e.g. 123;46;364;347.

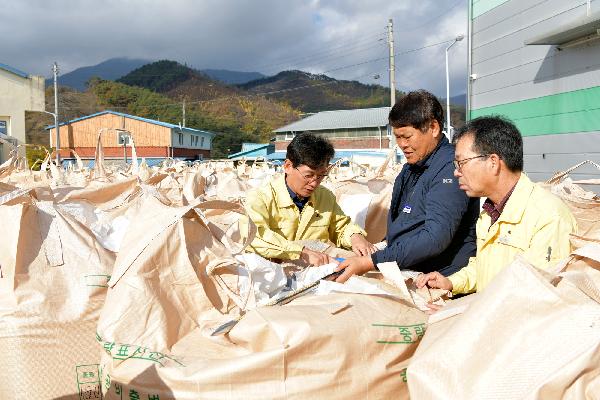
95;189;427;399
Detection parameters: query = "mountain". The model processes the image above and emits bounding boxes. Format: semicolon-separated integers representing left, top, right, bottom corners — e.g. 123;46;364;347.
49;57;264;91
117;60;197;92
442;93;467;108
118;60;298;141
201;69;265;85
25;84;105;166
47;57;152;91
118;61;262;98
452;93;467;107
239;70;397;113
26;72;298;160
118;60;244;102
441;93;467;129
240;70;467;126
28;59;466;162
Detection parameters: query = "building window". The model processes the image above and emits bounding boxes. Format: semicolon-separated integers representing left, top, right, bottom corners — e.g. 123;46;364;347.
178;133;183;145
201;136;205;147
0;120;7;135
305;128;382;139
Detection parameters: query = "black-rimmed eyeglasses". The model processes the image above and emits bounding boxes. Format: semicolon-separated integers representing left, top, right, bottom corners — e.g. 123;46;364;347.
294;167;329;183
453;155;489;171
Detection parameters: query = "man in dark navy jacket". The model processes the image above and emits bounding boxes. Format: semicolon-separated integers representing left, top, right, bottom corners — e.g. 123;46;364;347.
336;90;479;283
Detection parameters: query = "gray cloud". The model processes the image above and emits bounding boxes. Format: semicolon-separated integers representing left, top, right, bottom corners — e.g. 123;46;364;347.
1;0;467;97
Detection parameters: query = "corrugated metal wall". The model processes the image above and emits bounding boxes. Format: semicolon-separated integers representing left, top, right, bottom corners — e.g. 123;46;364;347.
52;113;171;147
469;0;600;182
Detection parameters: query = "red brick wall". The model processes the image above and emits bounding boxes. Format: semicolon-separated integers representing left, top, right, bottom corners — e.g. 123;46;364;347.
275;141;288;151
58;146;169;158
172;148;211;158
275;137;391;151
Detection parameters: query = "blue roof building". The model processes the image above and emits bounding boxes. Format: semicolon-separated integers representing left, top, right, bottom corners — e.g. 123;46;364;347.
272;107;399;165
228;142;275;160
46;110;216;162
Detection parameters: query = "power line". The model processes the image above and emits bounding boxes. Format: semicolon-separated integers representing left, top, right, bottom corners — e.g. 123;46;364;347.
57;39;452;113
313;38;452;76
258;39;388;76
395;0;464;33
114;39;387;81
114;34;387;80
395;59;446;92
95;31;389;82
259;35;387;71
58;67;386;116
248;29;388;72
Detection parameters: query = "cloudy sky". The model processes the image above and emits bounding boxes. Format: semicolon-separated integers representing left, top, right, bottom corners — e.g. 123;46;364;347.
2;0;468;97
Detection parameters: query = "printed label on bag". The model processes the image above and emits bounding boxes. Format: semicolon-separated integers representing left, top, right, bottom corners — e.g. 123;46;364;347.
96;332;185;367
76;364;102;400
101;363;162;400
371;323;426;344
84;274;111;288
400;368;408;383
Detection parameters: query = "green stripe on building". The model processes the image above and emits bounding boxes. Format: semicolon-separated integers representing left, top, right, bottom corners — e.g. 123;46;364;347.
472;0;511;19
470;86;600;136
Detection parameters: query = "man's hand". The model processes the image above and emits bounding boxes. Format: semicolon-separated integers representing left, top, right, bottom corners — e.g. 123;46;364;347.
415;271;453;291
300;247;337;267
350;233;377;256
334;256;375;283
425;302;443;315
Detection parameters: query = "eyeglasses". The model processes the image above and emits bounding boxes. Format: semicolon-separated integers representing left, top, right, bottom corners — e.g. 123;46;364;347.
294;167;329;183
453;154;489;171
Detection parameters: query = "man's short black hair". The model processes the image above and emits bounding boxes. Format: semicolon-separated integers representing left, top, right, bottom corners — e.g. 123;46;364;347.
453;116;523;172
388;89;444;133
286;132;335;169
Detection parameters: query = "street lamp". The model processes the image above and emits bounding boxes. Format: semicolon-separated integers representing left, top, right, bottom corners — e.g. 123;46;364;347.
40;110;60;164
51;62;61;165
445;34;464;141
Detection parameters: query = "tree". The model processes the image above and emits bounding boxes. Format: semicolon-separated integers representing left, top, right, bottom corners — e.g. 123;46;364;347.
211;131;261;159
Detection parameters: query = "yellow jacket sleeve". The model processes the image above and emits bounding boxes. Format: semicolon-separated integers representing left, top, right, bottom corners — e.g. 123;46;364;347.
244;188;304;260
448;256;477;295
520;208;576;270
448;193;576;294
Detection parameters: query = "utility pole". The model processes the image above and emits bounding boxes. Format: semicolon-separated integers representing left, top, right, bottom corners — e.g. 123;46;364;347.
123;137;127;164
387;19;396;107
117;130;130;164
445;35;464;140
53;62;60;164
182;98;186;128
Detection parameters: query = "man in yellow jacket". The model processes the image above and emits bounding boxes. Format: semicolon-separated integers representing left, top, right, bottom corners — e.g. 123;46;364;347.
416;116;576;295
244;132;375;266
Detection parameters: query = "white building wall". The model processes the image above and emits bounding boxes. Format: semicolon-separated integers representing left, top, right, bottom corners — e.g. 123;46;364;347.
170;130;213;150
469;0;600;182
0;67;45;162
